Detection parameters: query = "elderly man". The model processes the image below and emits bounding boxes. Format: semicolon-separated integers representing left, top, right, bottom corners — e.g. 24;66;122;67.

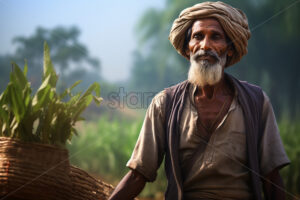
109;1;290;200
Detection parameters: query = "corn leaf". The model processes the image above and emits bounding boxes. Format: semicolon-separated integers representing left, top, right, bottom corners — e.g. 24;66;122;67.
67;93;82;106
23;59;28;76
10;116;18;137
59;80;82;100
78;82;100;102
11;62;27;88
0;41;102;145
0;92;9;123
23;85;32;107
93;96;103;106
7;83;25;122
32;75;52;112
43;42;57;87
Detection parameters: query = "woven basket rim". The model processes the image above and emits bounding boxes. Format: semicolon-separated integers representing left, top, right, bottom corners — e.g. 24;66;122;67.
70;165;115;199
0;136;68;151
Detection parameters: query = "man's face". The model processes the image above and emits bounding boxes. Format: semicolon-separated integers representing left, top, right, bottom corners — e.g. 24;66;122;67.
186;18;233;87
186;18;232;65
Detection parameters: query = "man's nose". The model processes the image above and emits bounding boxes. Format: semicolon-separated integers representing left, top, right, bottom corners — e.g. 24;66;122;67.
200;36;211;51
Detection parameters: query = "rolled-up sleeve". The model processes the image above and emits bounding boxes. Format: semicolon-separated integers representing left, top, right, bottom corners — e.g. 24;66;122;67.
126;90;167;182
259;92;290;176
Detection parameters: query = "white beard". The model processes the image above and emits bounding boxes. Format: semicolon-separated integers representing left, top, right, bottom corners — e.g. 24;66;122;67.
188;50;227;87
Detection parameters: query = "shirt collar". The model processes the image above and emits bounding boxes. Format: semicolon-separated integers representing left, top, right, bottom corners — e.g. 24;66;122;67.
188;81;238;112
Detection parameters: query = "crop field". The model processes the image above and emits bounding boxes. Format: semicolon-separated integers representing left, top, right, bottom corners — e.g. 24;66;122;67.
68;115;300;199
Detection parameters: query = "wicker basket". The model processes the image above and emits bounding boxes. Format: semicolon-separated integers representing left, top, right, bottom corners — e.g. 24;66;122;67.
70;165;114;200
69;167;140;200
0;137;72;200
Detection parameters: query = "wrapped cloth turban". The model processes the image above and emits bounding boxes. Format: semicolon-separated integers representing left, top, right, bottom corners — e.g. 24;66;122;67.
169;1;251;67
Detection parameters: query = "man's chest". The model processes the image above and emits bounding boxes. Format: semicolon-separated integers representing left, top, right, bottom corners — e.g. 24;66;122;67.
194;95;233;139
178;98;251;199
178;94;243;162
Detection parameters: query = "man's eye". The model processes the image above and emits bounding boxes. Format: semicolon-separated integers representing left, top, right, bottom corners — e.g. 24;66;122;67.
193;34;203;40
212;34;221;40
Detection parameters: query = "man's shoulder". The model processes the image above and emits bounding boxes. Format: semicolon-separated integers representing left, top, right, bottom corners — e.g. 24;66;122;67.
151;80;189;107
233;78;271;100
227;73;262;91
164;80;189;92
238;80;263;91
152;90;167;105
163;80;190;102
227;74;264;98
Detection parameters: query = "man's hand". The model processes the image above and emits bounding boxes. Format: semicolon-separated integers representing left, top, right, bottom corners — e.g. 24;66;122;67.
108;170;147;200
263;168;285;200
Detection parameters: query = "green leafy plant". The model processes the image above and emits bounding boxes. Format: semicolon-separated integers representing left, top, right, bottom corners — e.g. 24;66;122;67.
0;42;102;146
279;118;300;196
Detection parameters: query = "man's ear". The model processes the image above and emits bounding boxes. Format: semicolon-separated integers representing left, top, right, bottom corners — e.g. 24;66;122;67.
185;47;191;58
227;45;233;57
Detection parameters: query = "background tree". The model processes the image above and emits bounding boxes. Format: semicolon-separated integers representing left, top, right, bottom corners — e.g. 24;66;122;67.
2;26;101;92
0;55;13;92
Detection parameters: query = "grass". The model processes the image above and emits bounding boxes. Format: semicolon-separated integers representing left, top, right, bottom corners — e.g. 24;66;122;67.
279;118;300;197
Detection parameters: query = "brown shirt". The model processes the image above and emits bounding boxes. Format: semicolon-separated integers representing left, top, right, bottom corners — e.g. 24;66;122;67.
127;83;290;200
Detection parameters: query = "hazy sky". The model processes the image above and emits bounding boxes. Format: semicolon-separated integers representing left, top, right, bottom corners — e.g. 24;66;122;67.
0;0;164;82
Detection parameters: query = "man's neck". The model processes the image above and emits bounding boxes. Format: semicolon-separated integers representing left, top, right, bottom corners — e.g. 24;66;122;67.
196;75;227;100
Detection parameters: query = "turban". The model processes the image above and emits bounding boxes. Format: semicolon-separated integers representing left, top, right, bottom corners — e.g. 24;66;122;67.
169;1;251;67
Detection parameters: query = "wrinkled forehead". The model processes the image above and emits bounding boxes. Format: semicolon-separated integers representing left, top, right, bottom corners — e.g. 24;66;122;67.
191;18;226;36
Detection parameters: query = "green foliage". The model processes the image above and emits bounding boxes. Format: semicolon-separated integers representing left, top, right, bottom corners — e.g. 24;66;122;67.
68;116;166;198
279;119;300;196
0;42;102;146
68;116;143;180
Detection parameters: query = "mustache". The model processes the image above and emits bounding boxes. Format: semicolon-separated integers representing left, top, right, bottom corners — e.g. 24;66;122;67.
191;49;220;62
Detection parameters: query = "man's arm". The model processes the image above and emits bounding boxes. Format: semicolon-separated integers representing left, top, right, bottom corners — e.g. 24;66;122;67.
109;91;167;200
262;168;285;200
259;92;290;200
108;170;147;200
